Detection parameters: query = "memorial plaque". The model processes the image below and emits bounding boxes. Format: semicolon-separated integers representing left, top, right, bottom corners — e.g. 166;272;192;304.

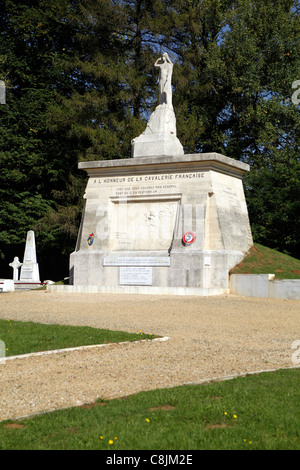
70;53;253;294
104;257;170;267
111;199;179;251
119;267;152;285
204;255;211;266
20;267;34;279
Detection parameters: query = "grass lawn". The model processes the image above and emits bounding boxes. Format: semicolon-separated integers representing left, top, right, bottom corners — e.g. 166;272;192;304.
230;243;300;279
0;319;155;357
0;369;299;450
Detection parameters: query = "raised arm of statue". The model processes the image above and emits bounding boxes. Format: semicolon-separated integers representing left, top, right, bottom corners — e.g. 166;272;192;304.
154;52;173;106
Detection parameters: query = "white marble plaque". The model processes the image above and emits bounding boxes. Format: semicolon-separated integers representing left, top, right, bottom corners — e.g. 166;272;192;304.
20;267;34;279
119;267;152;285
104;257;170;267
111;200;179;251
204;256;211;266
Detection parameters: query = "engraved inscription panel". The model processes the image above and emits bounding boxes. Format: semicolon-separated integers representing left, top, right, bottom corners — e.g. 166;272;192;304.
103;257;170;266
111;200;179;251
119;267;152;285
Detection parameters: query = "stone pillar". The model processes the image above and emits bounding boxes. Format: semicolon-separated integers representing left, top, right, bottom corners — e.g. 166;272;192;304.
19;231;40;282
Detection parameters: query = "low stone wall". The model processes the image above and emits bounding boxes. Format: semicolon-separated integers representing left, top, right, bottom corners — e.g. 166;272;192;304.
47;284;226;296
0;280;15;292
0;280;43;292
230;274;300;300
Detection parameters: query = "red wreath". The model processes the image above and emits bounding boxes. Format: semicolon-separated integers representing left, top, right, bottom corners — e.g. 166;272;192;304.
182;232;195;245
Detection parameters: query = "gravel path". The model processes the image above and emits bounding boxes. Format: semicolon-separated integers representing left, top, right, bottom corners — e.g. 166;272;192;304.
0;290;299;421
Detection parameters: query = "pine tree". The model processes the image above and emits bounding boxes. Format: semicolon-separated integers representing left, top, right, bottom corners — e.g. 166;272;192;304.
47;0;167;162
160;0;300;257
0;0;85;279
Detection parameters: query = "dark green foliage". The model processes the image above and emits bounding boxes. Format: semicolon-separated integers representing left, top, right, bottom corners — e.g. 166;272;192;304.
0;0;86;279
166;0;300;257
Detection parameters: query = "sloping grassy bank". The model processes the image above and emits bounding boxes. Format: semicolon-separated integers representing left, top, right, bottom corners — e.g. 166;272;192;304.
230;244;300;279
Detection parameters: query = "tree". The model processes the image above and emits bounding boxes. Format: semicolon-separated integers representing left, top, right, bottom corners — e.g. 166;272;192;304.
47;0;168;161
159;0;300;257
220;0;300;257
0;0;85;280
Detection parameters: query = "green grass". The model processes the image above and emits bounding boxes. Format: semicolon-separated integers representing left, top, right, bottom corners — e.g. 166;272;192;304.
0;319;155;357
230;243;300;279
0;369;299;450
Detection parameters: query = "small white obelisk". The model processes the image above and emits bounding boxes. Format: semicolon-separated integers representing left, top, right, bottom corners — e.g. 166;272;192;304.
19;230;40;282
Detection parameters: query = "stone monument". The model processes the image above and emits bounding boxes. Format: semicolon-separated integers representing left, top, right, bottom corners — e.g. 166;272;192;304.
9;256;22;281
19;230;40;283
69;54;253;295
0;231;42;292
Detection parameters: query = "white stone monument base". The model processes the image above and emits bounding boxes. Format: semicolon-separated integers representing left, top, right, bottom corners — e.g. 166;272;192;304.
69;249;245;296
19;264;40;283
131;132;184;158
48;283;227;296
131;104;184;158
70;153;253;296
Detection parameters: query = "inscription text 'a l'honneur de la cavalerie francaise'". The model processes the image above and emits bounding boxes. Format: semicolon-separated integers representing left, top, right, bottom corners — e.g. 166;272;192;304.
92;172;205;185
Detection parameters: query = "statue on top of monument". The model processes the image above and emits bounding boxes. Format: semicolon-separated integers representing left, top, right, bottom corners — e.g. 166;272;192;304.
154;52;173;107
131;51;184;157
